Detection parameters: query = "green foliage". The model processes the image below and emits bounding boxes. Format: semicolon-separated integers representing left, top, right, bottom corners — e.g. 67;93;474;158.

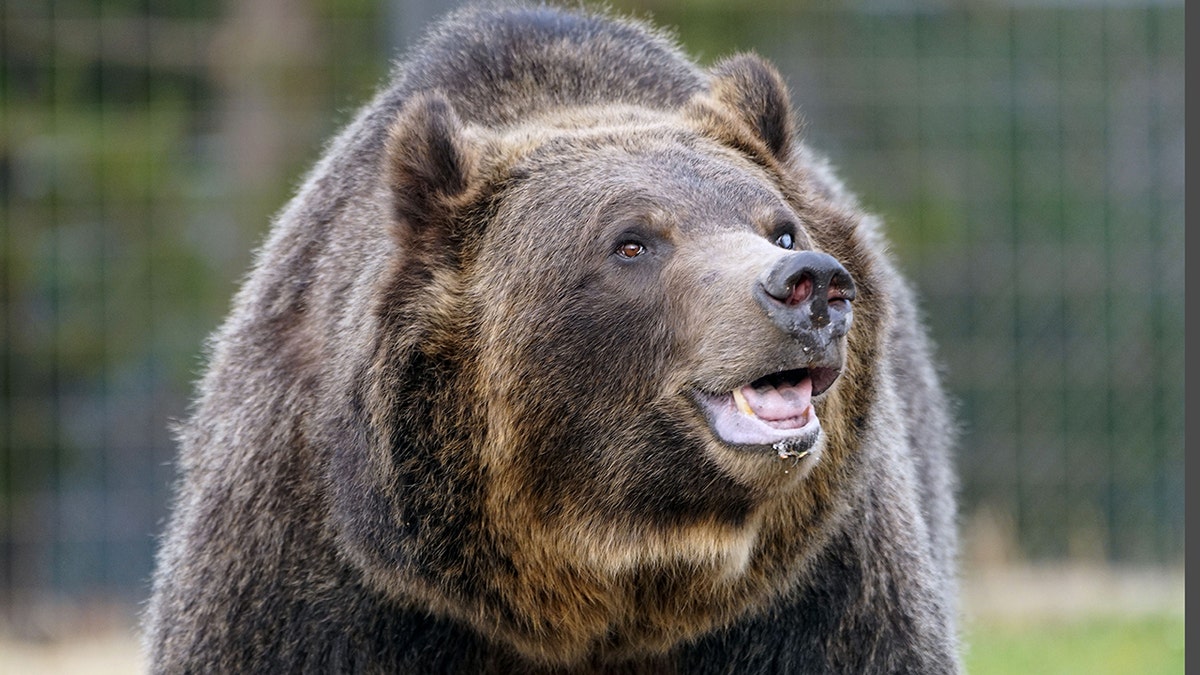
0;0;385;595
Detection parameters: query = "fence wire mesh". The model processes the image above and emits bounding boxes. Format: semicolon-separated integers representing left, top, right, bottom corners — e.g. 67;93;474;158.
0;0;1184;616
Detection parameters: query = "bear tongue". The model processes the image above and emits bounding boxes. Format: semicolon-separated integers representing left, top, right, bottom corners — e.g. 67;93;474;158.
737;377;812;422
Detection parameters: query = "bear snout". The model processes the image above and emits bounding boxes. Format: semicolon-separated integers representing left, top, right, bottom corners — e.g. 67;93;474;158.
754;250;855;346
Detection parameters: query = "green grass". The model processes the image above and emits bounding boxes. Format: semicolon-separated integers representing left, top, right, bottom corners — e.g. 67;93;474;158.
965;614;1184;675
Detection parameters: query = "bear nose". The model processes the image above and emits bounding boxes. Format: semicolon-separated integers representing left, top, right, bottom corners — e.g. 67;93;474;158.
755;251;856;337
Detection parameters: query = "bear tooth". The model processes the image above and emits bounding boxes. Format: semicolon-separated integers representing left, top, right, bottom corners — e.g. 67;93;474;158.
732;388;755;417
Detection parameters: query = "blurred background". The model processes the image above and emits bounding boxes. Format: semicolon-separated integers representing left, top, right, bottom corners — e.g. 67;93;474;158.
0;0;1184;671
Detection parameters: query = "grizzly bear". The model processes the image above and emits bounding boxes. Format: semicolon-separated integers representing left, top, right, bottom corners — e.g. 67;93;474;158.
145;4;959;673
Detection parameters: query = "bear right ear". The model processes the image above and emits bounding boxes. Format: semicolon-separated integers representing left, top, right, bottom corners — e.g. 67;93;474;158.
704;53;797;163
385;92;483;237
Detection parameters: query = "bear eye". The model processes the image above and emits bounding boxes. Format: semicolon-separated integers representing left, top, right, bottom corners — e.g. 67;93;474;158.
774;232;795;250
616;241;646;259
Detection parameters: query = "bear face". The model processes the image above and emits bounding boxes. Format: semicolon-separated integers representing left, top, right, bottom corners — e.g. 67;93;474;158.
472;117;854;523
339;65;884;664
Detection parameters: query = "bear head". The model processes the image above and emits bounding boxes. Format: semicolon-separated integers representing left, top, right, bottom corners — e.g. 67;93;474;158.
328;54;885;665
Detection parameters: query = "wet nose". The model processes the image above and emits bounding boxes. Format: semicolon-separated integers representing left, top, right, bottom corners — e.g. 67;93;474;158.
755;250;855;337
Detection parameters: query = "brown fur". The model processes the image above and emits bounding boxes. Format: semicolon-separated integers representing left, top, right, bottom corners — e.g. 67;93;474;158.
146;5;958;673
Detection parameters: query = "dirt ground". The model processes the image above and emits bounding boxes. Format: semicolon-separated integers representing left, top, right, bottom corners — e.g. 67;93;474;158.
2;632;144;674
1;565;1183;673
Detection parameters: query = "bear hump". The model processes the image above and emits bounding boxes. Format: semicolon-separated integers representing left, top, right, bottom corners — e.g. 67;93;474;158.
391;4;706;126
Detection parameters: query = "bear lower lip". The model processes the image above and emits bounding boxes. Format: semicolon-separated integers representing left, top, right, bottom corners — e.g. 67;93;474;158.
695;370;823;447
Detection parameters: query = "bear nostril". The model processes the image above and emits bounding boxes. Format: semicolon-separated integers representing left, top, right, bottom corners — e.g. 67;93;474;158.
828;269;856;304
785;275;813;307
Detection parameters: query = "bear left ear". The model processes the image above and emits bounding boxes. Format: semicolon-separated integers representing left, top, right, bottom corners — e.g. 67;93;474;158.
385;91;483;237
706;53;797;162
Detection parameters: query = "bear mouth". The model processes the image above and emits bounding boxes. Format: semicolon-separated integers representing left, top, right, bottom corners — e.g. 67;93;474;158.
695;367;840;454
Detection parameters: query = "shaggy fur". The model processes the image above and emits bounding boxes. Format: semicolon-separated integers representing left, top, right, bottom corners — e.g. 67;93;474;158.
145;4;959;673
